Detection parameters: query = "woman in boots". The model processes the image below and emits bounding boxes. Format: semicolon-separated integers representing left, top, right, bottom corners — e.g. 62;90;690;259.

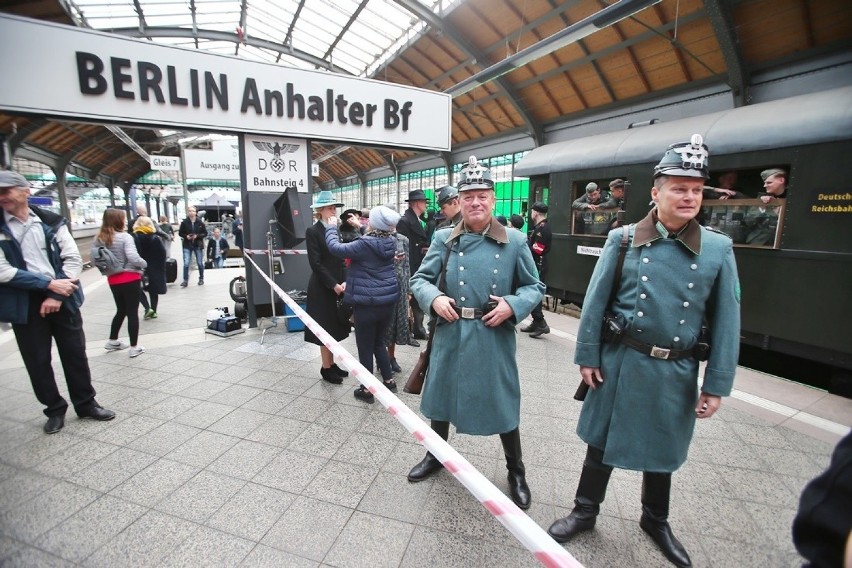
405;157;545;509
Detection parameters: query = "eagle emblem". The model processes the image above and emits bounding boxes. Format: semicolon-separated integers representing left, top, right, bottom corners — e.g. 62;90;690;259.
252;141;300;173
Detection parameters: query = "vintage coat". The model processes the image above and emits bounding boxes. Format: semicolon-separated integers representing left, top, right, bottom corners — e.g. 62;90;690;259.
411;221;545;435
304;221;350;345
133;231;168;295
575;213;741;472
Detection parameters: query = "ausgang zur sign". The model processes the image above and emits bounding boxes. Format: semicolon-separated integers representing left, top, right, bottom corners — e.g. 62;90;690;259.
0;15;452;152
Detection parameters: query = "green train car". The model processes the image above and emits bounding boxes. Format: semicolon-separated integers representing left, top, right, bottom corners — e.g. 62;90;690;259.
515;86;852;390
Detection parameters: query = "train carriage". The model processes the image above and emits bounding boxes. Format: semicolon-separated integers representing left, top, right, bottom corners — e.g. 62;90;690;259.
515;86;852;392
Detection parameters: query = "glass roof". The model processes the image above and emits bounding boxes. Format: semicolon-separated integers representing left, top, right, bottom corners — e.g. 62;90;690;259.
66;0;460;77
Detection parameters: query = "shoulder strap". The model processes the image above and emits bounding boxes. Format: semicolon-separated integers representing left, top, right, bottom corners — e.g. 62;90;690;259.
606;225;630;309
423;241;455;355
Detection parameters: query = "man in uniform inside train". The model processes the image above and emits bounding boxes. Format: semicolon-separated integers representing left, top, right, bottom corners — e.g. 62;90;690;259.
572;182;607;210
547;135;741;568
759;168;787;203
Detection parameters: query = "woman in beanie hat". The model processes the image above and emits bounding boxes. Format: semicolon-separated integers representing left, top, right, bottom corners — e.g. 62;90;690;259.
323;205;401;403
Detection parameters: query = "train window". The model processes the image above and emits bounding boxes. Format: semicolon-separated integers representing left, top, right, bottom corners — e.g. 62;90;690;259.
570;178;628;237
701;166;788;248
700;200;785;248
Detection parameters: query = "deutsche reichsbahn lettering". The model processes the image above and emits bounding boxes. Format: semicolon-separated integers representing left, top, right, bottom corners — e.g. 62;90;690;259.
76;52;412;131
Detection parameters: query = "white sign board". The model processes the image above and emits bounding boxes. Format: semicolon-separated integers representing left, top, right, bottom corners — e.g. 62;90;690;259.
183;139;241;180
577;245;603;257
149;155;181;171
0;15;452;152
244;135;309;193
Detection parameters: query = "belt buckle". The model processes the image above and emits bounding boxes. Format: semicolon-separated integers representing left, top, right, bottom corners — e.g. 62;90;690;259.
650;346;670;360
460;307;475;319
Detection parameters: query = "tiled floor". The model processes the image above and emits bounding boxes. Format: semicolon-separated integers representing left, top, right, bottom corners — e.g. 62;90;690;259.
0;244;849;567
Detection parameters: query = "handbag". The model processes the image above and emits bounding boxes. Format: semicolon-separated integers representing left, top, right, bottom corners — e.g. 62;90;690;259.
336;294;353;326
141;271;150;292
404;242;454;395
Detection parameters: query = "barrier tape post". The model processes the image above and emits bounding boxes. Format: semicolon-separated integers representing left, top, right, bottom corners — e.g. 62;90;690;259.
244;252;583;568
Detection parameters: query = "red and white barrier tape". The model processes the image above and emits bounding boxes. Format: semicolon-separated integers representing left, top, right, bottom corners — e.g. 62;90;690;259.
244;253;582;568
245;248;307;255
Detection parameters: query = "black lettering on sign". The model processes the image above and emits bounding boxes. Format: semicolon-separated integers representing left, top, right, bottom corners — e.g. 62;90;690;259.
76;52;107;95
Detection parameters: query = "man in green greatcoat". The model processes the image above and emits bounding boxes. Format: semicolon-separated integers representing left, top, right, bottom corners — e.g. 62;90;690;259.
406;156;544;510
548;135;741;567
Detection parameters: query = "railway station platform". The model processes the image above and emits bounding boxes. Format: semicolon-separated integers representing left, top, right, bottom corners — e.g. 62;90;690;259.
0;239;849;568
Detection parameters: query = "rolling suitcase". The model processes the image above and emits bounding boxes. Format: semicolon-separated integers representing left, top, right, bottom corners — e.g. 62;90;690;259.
165;257;178;283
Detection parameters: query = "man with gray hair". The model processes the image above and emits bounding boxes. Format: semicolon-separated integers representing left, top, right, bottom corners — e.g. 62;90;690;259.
0;171;115;434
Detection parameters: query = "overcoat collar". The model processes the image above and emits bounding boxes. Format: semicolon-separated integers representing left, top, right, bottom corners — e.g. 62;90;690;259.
445;217;509;244
632;210;702;255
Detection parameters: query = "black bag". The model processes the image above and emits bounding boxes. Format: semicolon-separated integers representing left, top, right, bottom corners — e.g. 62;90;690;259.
141;271;150;291
336;295;353;326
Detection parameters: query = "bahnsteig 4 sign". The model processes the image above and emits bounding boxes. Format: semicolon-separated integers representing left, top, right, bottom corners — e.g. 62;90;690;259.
244;135;309;193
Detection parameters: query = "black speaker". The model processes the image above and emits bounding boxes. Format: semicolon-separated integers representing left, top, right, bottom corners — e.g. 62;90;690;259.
272;186;312;248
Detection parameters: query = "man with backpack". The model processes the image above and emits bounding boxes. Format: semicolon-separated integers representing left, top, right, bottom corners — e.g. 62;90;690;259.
0;171;115;434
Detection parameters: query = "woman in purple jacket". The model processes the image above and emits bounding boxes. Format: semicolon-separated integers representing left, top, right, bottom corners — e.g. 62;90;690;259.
324;205;400;403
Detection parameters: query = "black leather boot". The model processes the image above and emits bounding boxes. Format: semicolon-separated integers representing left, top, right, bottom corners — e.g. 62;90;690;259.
500;428;531;509
548;445;613;543
407;421;449;482
639;472;692;567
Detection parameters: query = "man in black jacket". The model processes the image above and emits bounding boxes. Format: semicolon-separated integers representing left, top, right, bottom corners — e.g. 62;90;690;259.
178;206;207;287
396;189;430;340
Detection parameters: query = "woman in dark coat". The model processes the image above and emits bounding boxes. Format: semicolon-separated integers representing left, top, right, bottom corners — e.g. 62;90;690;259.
304;192;351;384
132;216;167;319
323;205;400;404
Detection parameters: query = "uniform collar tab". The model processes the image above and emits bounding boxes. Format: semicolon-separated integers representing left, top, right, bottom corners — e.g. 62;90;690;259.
632;211;702;254
446;218;509;244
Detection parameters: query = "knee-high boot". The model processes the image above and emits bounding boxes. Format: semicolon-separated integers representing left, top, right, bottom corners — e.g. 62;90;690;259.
548;445;613;543
640;472;692;567
500;428;531;509
407;420;449;482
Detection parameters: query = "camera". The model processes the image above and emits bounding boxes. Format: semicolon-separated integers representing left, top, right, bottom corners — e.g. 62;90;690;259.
601;311;624;343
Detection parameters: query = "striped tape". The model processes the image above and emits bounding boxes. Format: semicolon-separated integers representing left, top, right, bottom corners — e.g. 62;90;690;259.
244;253;583;568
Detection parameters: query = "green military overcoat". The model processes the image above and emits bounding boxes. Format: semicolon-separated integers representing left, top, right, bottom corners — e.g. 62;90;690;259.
411;221;545;435
575;212;741;472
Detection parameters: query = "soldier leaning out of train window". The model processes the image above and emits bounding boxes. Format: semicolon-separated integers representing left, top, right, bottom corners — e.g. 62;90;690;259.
572;182;609;211
703;171;749;200
758;168;788;203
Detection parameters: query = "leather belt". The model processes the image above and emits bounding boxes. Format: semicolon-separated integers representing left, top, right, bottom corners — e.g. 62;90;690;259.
451;306;484;319
619;334;694;360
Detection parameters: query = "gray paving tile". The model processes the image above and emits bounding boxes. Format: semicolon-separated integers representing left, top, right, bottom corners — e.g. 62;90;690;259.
417;478;510;547
109;389;171;413
238;544;319;567
239;390;295;415
332;432;398;469
2;545;73;568
302;459;376;509
325;510;414;568
207;482;295;541
109;458;200;507
160;525;255;567
401;525;539;568
0;535;26;563
176;377;231;399
261;496;352;561
34;494;148;563
238;369;284;389
0;469;59;512
315;402;371;431
2;431;83;469
0;480;100;542
67;447;158;492
252;449;327;493
244;416;306;448
207;384;264;407
155;470;245;523
278;396;334;422
171;400;235;429
127;421;201;457
83;510;198;568
207;408;272;438
715;465;800;508
357;470;432;523
88;414;164;446
31;438;119;479
164;430;240;468
207;439;282;480
136;395;200;420
287;423;350;458
150;375;203;395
